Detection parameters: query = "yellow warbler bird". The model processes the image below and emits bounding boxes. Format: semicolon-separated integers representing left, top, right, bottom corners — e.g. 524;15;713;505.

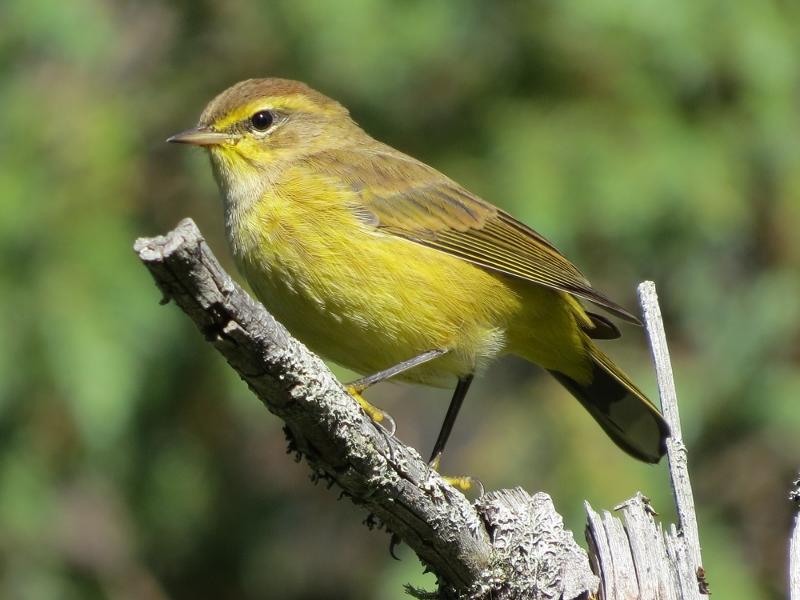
169;78;669;467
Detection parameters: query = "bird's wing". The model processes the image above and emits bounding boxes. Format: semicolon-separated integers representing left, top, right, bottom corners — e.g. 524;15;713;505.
309;147;639;324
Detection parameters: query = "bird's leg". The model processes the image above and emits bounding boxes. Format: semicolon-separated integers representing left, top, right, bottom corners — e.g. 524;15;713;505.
428;375;483;495
350;348;448;561
345;348;447;435
428;374;474;465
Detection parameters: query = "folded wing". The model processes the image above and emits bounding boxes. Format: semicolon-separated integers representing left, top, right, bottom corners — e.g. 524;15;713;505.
308;146;639;324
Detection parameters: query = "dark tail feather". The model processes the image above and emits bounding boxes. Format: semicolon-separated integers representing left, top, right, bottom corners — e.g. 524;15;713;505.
548;344;669;463
583;311;621;339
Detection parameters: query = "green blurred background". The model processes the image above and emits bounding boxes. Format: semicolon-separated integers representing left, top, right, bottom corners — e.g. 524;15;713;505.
1;0;799;598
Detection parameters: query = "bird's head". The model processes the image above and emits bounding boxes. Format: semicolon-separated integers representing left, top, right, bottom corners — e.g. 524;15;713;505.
168;78;357;199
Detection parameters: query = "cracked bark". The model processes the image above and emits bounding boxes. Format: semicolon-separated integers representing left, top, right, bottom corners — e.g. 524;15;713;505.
134;218;598;600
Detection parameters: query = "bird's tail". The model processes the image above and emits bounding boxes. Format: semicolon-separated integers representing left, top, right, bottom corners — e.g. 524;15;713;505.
548;342;669;463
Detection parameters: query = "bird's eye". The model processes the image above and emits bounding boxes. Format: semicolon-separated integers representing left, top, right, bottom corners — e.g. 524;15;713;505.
250;110;274;131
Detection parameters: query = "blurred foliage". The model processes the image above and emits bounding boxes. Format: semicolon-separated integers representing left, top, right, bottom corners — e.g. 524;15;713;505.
1;0;799;598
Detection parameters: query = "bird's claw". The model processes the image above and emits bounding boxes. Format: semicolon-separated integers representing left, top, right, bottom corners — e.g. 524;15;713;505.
380;411;396;436
428;455;484;497
441;475;484;497
345;385;396;436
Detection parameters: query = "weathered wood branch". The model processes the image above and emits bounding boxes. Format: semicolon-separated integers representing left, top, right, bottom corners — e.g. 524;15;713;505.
134;219;598;600
639;282;705;579
790;477;800;600
583;282;709;599
791;513;800;600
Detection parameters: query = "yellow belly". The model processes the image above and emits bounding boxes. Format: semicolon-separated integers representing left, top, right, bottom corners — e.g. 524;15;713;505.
239;226;519;385
229;175;591;386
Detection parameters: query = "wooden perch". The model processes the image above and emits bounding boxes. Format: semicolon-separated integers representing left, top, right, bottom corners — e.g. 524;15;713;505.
790;477;800;600
583;282;709;600
135;219;712;599
791;512;800;600
639;281;704;578
134;219;597;600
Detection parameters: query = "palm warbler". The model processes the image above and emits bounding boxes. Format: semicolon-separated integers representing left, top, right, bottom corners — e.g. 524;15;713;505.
168;78;669;465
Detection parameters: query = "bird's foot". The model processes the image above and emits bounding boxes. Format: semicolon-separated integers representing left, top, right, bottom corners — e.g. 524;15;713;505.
345;385;396;436
428;455;484;497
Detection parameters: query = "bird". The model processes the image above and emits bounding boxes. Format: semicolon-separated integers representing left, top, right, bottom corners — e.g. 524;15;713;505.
168;77;669;473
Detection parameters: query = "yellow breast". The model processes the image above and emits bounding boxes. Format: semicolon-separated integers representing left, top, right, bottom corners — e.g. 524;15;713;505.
224;162;591;387
227;165;523;385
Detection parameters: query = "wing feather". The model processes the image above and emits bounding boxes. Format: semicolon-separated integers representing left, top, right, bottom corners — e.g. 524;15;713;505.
307;147;640;323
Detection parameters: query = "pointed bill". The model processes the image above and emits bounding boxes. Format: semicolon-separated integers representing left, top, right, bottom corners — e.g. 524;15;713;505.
166;127;236;146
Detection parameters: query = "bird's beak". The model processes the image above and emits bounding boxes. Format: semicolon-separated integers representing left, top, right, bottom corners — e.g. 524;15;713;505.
166;126;234;146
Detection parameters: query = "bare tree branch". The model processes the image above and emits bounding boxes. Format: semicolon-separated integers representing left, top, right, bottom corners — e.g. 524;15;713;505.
134;218;597;600
638;281;704;580
790;477;800;600
582;283;710;599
